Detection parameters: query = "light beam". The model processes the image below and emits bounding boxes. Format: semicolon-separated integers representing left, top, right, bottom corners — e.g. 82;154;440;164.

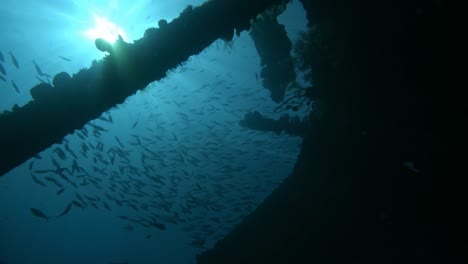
84;15;127;43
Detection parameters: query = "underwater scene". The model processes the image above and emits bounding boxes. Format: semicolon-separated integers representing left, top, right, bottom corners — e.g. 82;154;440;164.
1;0;311;263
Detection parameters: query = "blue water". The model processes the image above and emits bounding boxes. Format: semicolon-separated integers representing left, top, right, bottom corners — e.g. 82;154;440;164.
0;1;307;263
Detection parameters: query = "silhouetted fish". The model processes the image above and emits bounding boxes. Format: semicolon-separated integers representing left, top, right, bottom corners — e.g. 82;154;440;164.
114;136;124;148
58;56;71;62
9;52;19;68
131;119;138;128
44;176;64;188
89;123;107;132
55;203;72;218
56;188;65;195
11;81;20;93
0;63;6;75
31;173;46;187
51;157;60;170
32;60;44;76
71;160;80;174
30;208;51;220
42;73;52;78
0;74;6;82
72;200;85;209
0;50;4;62
151;221;166;230
98;116;112;123
33;169;52;174
102;201;112;211
75;193;86;204
54;147;67;160
79;178;89;186
88;201;99;209
56;171;71;183
36;75;49;84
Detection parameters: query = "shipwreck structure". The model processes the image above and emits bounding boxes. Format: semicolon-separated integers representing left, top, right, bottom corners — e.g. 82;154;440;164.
1;0;460;263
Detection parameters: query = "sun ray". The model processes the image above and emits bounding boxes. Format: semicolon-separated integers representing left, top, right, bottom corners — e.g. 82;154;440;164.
83;14;127;43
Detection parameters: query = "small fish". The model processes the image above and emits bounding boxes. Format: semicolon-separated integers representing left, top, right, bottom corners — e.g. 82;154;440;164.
55;202;72;218
104;193;114;201
98;116;112;123
84;195;98;202
88;123;108;132
114;136;124;148
71;159;80;174
31;174;46;187
131;119;138;128
9;52;19;68
30;208;51;220
0;50;4;62
72;200;86;209
54;147;67;160
69;181;78;188
145;234;151;239
0;63;6;75
67;148;78;159
44;177;64;188
56;171;71;183
42;73;52;78
35;75;48;84
11;81;20;93
58;56;71;62
151;221;166;230
52;155;65;169
0;74;6;82
75;193;85;202
79;178;89;186
171;132;178;141
81;126;89;136
32;60;44;76
81;143;88;153
88;201;99;209
32;169;51;174
103;201;112;211
56;188;65;195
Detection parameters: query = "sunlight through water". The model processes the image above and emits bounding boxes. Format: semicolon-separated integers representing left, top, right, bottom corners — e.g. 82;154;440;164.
0;1;309;263
84;14;128;43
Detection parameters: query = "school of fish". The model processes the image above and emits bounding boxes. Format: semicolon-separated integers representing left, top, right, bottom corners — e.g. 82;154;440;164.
3;46;303;251
0;49;71;93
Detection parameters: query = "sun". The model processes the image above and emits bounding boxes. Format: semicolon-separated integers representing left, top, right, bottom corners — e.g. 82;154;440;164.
84;15;127;44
